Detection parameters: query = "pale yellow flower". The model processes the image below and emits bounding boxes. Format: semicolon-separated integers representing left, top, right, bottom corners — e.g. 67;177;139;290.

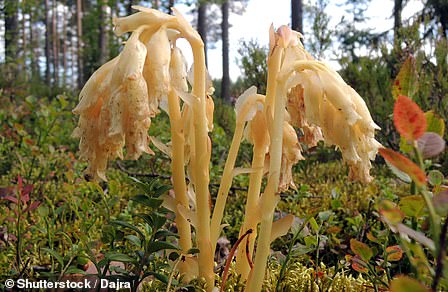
277;27;380;183
73;28;151;181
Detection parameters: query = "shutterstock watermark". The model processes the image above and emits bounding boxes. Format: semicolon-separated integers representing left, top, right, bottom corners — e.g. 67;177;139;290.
3;278;131;290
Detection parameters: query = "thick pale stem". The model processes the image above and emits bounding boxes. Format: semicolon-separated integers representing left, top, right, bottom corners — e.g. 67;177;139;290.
190;41;215;291
264;47;283;115
235;143;266;280
245;76;286;292
210;121;245;254
167;89;192;274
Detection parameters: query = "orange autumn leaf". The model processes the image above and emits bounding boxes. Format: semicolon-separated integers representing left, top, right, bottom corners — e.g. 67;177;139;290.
386;245;403;261
394;95;427;141
379;148;426;186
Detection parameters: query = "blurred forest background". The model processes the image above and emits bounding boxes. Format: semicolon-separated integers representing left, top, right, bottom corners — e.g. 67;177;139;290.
1;0;447;166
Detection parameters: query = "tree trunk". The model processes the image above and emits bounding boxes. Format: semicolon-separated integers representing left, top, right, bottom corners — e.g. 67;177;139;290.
221;0;230;102
44;0;51;85
99;0;108;64
29;5;40;80
76;0;84;89
393;0;402;48
197;1;208;65
62;5;67;86
52;0;59;86
291;0;303;33
126;0;134;16
21;1;28;80
168;0;175;14
4;1;19;65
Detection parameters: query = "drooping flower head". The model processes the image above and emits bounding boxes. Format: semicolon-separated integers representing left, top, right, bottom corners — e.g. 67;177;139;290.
273;25;381;183
73;27;151;180
73;8;198;181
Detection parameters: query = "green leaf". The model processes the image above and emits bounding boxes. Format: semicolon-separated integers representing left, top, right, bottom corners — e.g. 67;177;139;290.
147;241;180;254
425;111;445;137
428;170;444;186
154;230;179;239
105;252;135;263
65;267;87;275
169;252;180;261
399;195;425;218
187;248;200;255
41;248;64;267
390;276;430;292
309;217;319;233
110;220;144;237
144;272;170;284
125;235;142;248
304;235;318;247
150;213;167;230
350;239;373;262
131;194;163;209
392;56;418;100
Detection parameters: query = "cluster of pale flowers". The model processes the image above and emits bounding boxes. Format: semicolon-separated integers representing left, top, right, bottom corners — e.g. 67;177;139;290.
72;6;213;181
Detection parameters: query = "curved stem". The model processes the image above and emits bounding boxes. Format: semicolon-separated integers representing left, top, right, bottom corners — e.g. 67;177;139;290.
210;121;245;254
167;89;192;274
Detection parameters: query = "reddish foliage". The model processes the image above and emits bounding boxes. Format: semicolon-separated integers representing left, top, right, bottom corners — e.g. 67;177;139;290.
379;148;426;186
393;95;427;141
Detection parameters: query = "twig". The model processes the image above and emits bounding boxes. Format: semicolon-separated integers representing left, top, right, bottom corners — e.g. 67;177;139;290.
432;216;448;291
220;229;253;292
245;236;254;269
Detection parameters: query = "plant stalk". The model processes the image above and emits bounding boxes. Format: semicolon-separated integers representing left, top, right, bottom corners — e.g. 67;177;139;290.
190;39;215;290
167;89;192;274
210;121;245;255
245;80;287;292
235;142;266;280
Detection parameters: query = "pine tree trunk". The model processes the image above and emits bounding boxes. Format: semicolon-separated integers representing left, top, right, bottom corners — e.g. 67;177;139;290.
29;6;40;80
44;0;51;85
197;2;207;65
21;2;28;80
99;0;108;64
4;0;19;63
168;0;175;14
52;0;59;86
76;0;84;89
62;6;67;86
291;0;303;33
221;0;230;102
393;0;402;48
126;0;134;16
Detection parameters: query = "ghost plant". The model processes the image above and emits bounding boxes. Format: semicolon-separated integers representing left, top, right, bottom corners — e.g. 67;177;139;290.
73;8;380;292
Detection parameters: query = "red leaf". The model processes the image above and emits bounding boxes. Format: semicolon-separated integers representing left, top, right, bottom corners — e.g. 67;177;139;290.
352;262;368;273
386;245;403;261
394;95;427;141
379;148;426;186
3;196;18;204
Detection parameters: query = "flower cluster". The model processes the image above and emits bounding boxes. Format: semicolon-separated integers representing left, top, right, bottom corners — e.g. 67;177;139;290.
72;6;211;181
